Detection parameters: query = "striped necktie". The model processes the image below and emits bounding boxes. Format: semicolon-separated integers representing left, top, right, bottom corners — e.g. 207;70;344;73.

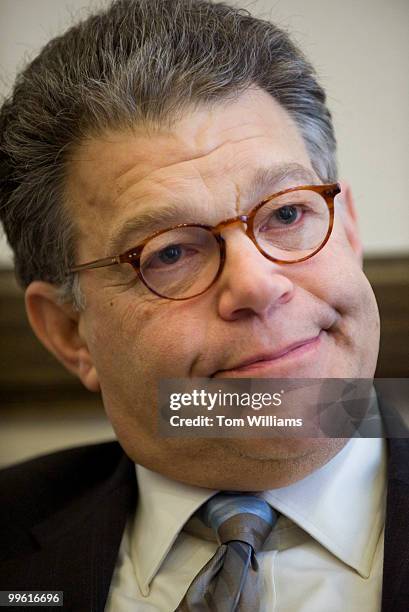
176;493;278;612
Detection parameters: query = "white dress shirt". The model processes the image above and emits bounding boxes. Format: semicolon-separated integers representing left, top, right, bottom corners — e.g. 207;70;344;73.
106;437;387;611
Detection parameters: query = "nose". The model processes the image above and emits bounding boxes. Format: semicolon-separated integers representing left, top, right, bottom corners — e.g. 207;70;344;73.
215;224;294;321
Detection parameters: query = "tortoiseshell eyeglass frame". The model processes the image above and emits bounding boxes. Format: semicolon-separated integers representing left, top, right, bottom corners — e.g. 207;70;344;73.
69;183;340;300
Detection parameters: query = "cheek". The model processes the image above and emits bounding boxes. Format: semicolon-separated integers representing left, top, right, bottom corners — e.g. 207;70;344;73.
293;225;379;332
323;230;371;313
90;297;212;444
304;220;362;304
311;230;380;373
92;294;206;382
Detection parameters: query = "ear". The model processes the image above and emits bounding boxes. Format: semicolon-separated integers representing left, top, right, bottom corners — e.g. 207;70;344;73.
337;180;363;264
25;281;100;392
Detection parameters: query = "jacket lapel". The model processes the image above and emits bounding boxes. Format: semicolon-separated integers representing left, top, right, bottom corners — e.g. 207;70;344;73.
1;449;136;612
382;438;409;611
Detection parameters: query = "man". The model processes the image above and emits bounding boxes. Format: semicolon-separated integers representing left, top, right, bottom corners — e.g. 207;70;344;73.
0;0;407;610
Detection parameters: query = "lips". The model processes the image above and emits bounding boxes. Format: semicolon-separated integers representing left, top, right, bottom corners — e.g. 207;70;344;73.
211;333;321;376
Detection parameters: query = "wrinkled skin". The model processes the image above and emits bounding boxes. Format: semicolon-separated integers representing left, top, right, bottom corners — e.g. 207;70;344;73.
26;88;380;489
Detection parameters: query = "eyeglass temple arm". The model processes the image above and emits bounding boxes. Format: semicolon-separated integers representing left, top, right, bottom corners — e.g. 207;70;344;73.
70;255;121;273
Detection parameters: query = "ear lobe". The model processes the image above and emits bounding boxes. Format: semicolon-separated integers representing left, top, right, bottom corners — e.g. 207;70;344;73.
337;180;363;263
25;281;100;392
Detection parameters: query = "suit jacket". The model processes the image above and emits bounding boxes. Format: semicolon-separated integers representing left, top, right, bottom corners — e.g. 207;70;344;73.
1;438;408;612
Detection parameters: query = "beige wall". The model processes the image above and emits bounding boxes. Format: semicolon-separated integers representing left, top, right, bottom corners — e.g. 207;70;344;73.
0;0;408;263
0;404;115;468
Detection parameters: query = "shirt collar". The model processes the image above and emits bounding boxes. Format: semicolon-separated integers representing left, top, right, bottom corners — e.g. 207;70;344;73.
130;465;216;596
130;437;386;594
261;436;387;578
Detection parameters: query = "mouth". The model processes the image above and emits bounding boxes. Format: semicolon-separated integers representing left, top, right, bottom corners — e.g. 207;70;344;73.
211;332;323;377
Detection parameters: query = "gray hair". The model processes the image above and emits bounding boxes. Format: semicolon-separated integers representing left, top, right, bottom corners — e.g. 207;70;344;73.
0;0;337;310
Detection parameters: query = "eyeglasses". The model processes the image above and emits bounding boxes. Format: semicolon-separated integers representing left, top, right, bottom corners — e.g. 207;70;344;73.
70;183;340;300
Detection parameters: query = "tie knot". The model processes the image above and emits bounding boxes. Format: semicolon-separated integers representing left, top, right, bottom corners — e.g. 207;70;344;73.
200;493;278;552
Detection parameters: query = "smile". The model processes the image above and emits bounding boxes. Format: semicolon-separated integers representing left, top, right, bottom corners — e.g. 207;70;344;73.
212;333;323;377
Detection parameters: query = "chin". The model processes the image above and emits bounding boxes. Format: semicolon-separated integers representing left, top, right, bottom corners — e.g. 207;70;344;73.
223;437;324;461
160;438;348;491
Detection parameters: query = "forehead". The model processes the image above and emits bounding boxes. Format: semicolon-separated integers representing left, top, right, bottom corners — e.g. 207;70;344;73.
66;88;314;259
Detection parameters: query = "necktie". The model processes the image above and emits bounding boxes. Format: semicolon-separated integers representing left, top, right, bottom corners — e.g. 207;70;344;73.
176;493;278;612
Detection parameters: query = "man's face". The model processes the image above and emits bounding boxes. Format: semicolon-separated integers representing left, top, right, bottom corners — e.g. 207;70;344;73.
66;88;380;489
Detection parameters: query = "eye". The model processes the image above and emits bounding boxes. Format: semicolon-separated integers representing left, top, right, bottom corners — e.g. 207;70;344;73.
158;245;183;265
143;243;199;271
275;205;300;224
259;204;304;233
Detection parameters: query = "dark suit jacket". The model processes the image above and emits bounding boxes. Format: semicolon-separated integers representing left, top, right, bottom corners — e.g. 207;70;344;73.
1;438;408;612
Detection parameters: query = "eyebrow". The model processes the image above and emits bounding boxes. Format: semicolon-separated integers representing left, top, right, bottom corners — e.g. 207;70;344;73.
106;162;318;255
